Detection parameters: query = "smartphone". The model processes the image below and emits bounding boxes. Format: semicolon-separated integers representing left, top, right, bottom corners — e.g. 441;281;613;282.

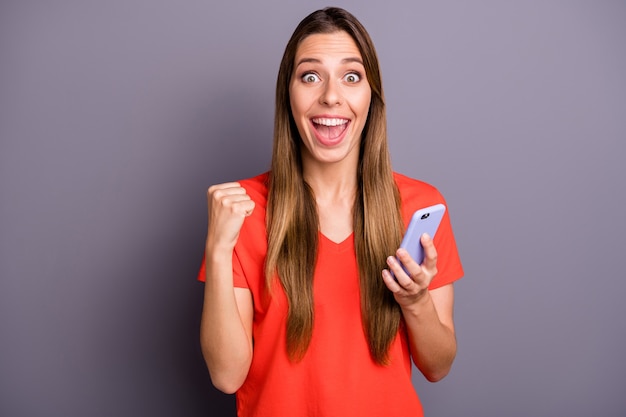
398;203;446;271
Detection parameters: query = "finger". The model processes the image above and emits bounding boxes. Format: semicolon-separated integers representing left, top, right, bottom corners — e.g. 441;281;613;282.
216;195;255;216
208;182;241;193
381;269;404;293
394;249;422;280
238;199;255;216
386;255;415;288
221;194;252;204
209;184;247;201
420;233;438;271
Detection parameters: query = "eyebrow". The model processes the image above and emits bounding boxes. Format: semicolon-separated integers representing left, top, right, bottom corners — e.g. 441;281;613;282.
295;57;364;67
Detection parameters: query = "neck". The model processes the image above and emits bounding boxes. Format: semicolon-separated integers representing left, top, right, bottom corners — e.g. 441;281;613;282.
300;139;360;198
301;154;358;243
302;160;358;202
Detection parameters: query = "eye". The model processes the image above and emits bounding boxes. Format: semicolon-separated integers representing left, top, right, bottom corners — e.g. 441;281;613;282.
301;72;320;83
344;72;361;83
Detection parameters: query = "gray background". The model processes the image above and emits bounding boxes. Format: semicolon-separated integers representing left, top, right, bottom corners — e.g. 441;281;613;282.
1;0;625;416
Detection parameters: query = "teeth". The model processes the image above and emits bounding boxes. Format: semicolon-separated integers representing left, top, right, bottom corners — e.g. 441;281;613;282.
312;118;349;127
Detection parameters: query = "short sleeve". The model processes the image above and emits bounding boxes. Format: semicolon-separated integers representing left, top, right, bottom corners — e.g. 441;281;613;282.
394;172;464;290
428;202;464;289
195;246;253;289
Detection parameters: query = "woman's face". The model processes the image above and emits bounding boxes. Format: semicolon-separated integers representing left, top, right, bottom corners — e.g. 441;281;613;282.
289;31;372;168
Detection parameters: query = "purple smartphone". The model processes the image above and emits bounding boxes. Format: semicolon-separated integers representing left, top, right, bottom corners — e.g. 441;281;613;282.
398;203;446;271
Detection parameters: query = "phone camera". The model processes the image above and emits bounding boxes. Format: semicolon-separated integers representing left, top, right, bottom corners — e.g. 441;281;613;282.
420;213;430;220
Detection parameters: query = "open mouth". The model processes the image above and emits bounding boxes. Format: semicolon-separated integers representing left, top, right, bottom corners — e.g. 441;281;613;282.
311;117;350;141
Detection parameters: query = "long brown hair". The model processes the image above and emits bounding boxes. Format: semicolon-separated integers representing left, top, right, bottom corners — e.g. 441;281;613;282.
265;7;405;364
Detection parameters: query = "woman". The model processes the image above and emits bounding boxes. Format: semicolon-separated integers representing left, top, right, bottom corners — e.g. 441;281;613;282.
198;7;464;416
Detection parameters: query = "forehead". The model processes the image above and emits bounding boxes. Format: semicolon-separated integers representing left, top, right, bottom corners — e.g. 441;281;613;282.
294;31;362;62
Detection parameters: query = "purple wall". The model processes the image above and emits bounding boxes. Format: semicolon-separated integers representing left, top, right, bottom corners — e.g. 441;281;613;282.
1;1;625;416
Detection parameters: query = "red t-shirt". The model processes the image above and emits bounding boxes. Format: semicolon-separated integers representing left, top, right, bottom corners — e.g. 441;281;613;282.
198;172;464;417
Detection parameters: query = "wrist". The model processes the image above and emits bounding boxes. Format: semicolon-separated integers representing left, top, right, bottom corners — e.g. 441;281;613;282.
203;244;235;287
400;289;432;317
205;234;236;256
205;241;235;266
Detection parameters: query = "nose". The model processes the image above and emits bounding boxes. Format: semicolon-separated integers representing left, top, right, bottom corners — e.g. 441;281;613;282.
319;79;342;106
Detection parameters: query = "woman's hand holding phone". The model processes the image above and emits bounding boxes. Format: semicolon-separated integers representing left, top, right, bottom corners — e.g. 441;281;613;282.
383;234;439;307
381;204;445;307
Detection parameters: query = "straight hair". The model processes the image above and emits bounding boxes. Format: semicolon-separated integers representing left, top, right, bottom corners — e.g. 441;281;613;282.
265;7;405;365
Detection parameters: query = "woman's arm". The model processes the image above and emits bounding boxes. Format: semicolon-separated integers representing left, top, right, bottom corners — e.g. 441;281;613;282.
199;183;255;393
382;234;457;382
